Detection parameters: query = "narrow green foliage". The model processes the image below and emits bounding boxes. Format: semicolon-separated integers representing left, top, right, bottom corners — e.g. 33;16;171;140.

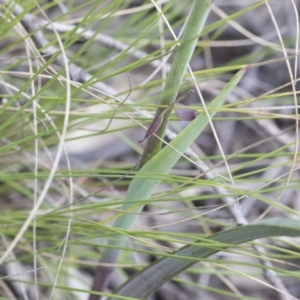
100;68;246;270
111;218;300;299
1;0;299;299
139;0;212;166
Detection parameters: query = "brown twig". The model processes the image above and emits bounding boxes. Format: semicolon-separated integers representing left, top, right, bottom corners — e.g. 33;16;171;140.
35;19;172;73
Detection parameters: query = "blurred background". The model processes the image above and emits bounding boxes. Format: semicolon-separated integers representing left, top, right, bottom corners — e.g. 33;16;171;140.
0;1;300;299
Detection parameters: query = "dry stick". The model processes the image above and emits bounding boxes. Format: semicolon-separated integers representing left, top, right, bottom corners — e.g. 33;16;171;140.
219;95;296;299
1;0;195;150
2;1;291;298
0;267;46;280
211;3;297;54
257;1;299;233
241;7;300;295
35;19;171;73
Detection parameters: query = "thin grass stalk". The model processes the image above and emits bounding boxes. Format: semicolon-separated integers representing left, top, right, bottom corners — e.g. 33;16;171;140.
139;0;211;167
89;1;212;299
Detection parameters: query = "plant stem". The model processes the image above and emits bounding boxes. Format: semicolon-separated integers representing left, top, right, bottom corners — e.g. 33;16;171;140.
138;0;211;168
89;1;211;299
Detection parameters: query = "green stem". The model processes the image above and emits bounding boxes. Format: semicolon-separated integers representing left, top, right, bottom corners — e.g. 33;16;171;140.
89;1;212;299
139;0;211;168
111;218;300;299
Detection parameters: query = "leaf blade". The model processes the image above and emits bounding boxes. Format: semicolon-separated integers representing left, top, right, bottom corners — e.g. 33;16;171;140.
112;218;300;299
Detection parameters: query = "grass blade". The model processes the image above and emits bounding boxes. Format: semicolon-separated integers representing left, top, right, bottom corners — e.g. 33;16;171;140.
97;68;246;292
139;0;212;165
112;218;300;299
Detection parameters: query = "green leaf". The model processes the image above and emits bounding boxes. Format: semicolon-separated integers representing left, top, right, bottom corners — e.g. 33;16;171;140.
117;69;246;228
100;68;246;268
139;0;212;164
112;218;300;299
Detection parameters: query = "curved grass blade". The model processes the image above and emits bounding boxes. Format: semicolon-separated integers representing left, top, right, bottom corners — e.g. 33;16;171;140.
115;68;246;230
90;1;215;297
111;218;300;299
96;68;247;296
